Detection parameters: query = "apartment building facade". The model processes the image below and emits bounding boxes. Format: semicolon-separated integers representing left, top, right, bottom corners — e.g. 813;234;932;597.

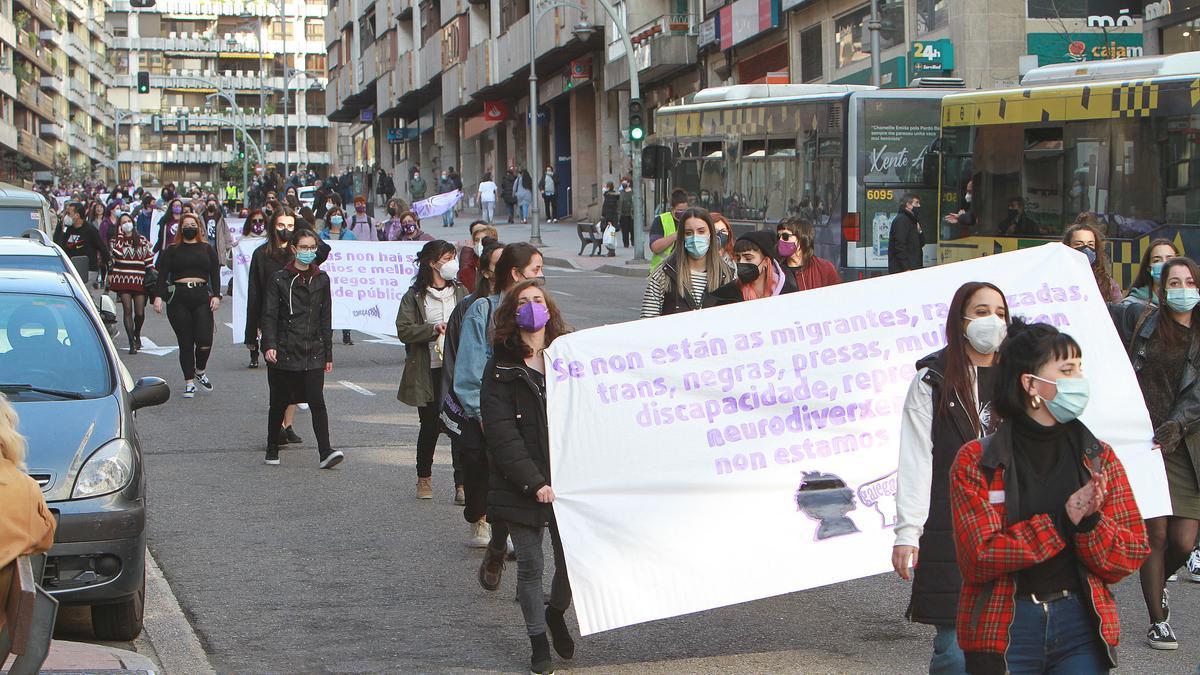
0;0;115;185
107;0;333;187
324;0;1147;221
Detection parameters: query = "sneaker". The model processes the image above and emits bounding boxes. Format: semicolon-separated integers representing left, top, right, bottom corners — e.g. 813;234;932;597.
195;372;213;391
454;485;466;506
529;633;553;675
265;446;280;465
469;519;491;548
1185;547;1200;582
284;426;303;444
248;352;259;369
416;477;433;500
1148;621;1179;650
183;383;196;398
318;450;345;469
478;544;505;591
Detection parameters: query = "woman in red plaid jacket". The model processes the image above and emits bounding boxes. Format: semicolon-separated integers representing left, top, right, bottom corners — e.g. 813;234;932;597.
950;319;1149;674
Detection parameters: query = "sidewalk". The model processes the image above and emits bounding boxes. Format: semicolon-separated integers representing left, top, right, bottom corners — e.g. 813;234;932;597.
2;639;157;674
442;210;652;277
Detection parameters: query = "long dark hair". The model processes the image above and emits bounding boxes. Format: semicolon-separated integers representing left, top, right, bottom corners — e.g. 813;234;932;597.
940;282;1009;434
494;242;542;295
1130;238;1179;292
266;210;295;263
476;237;503;297
992;318;1082;420
1062;224;1116;301
1157;256;1200;346
413;240;456;293
491;279;570;361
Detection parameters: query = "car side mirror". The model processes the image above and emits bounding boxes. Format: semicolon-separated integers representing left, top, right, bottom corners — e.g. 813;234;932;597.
130;377;170;410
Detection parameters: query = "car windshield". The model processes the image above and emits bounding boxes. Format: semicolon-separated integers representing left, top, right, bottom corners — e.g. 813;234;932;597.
0;207;43;236
0;293;111;398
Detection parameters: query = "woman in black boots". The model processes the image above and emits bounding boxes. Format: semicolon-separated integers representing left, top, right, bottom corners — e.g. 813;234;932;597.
480;278;574;674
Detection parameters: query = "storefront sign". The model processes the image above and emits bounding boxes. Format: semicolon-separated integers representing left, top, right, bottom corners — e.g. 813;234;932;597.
698;17;718;47
386;127;419;143
1086;0;1140;27
909;38;954;76
719;0;780;50
1145;0;1173;20
483;100;508;121
1027;32;1144;65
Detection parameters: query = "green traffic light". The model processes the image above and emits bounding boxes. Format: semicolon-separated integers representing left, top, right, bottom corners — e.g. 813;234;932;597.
630;127;644;141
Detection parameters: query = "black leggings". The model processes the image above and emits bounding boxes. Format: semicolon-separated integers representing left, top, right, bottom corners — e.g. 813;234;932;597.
416;367;444;478
267;368;331;453
118;292;147;340
543;194;555;220
1140;515;1199;622
166;284;214;380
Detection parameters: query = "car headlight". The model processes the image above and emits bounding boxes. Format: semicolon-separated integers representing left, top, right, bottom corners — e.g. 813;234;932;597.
72;439;134;499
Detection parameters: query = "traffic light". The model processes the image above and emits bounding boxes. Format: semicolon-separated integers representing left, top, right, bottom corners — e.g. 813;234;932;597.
237;141;245;160
136;71;150;94
628;98;644;142
129;0;156;6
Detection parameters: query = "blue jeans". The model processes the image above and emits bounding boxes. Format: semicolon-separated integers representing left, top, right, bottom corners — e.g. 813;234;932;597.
1006;594;1110;674
442;208;454;227
930;624;966;674
519;201;530;220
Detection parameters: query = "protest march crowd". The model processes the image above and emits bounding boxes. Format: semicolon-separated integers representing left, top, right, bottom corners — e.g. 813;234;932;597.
3;175;1199;675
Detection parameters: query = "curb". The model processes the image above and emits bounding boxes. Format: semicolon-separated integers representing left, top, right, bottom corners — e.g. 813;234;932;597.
143;550;216;675
543;256;650;279
541;256;582;271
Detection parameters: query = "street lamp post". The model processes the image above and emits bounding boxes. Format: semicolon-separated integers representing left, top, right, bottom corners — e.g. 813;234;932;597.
113;109;135;183
206;93;249;202
280;0;290;179
527;0;643;258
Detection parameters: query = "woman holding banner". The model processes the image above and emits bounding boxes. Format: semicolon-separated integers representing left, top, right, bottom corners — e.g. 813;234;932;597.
396;240;468;501
950;320;1148;673
480;278;574;675
640;208;733;318
1110;256;1200;650
710;230;797;304
894;281;1008;674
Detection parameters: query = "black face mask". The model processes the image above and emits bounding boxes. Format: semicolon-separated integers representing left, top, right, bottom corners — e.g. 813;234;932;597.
388;207;398;216
276;228;293;242
181;227;199;240
736;262;761;284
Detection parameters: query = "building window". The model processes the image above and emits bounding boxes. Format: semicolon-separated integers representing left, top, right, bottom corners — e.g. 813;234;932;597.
306;20;323;42
800;23;822;83
419;0;439;42
916;0;947;34
500;0;530;34
834;3;903;70
359;11;376;53
1026;0;1086;18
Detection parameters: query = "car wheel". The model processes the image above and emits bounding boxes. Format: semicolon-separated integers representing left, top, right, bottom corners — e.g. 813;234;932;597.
91;566;145;641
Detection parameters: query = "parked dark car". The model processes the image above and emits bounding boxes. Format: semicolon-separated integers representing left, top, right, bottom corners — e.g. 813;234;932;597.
0;267;168;639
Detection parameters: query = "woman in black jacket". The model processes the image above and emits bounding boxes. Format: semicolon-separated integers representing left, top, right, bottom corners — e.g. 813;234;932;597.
1110;256;1200;649
246;211;330;440
261;227;343;469
710;230;798;304
480;279;574;675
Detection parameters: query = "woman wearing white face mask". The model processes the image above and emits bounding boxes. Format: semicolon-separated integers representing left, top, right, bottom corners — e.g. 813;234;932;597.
396;240;468;500
1111;256;1200;650
894;281;1009;674
108;213;155;354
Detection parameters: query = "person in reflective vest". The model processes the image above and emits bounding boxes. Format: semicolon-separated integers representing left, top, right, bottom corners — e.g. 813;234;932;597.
648;188;690;271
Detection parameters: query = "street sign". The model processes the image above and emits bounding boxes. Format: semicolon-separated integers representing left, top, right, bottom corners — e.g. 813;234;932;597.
386;127;418;143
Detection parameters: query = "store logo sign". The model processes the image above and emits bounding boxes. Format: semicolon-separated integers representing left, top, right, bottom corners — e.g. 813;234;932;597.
1087;8;1137;27
1145;0;1173;20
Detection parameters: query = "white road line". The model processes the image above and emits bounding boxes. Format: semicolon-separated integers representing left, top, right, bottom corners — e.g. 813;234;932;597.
550;290;574;297
544;266;581;273
339;380;376;396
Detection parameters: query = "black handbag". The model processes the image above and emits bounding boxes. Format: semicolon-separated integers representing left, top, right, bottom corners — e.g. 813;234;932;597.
142;267;159;293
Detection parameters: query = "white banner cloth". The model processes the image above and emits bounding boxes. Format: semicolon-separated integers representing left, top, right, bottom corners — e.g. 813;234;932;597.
545;243;1167;636
230;239;425;340
411;190;462;219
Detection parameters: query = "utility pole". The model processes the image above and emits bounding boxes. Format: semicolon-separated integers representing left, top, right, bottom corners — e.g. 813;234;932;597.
868;0;881;87
280;0;289;178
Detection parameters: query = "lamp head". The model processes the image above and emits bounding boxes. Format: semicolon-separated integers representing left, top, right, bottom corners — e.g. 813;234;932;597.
572;21;594;42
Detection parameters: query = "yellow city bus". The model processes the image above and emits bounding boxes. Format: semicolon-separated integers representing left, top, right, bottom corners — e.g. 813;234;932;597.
936;52;1200;287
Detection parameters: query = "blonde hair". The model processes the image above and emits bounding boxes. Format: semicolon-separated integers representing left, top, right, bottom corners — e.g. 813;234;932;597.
0;394;27;469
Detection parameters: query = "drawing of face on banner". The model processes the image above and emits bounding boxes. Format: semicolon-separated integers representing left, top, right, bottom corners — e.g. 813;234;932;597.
794;471;860;541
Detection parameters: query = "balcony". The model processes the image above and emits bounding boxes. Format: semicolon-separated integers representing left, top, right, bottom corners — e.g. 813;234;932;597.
112;70;328;93
14;0;55;32
15;84;55;121
15;32;55;75
352;40;379;99
39;122;63;140
112;33;326;55
604;13;697;90
417;34;441;90
66;78;89;108
462;40;490;99
60;31;89;65
377;50;413;116
111;0;329;18
0;122;18;154
38;73;63;92
18;129;53;167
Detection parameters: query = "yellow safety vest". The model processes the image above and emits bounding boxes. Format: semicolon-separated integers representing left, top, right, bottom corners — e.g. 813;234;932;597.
649;211;677;271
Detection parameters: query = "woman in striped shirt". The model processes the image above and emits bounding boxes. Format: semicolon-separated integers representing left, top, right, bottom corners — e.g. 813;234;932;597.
107;212;155;354
640;207;733;318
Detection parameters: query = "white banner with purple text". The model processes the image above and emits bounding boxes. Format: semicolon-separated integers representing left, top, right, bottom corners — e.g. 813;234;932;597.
230;238;425;341
546;243;1168;636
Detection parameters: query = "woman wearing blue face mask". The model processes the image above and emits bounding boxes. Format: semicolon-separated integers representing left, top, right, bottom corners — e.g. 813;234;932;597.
261;228;342;469
1111;256;1200;650
319;207;357;241
1063;224;1121;302
1123;239;1178;306
950;319;1148;673
640;207;733;318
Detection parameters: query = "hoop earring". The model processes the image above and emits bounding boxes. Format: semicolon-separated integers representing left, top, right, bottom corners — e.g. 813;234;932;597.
1031;394;1043;410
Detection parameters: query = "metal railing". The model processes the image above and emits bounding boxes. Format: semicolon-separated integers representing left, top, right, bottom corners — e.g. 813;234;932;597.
629;12;695;44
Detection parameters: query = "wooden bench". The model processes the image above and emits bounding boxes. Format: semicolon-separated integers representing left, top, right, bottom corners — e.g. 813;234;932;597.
0;555;58;675
576;222;603;256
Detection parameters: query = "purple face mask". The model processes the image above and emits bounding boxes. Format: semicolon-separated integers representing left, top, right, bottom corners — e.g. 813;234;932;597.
516;301;550;332
172;205;183;215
